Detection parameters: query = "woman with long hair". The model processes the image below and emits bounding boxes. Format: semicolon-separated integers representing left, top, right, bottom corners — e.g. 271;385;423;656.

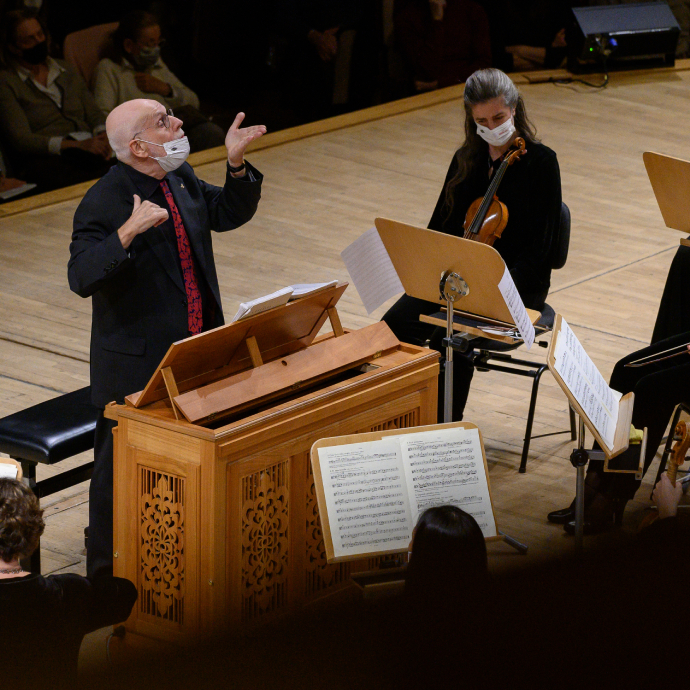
382;67;562;422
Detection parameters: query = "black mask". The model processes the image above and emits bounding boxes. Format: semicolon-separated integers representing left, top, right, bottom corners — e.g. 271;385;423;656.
20;40;48;65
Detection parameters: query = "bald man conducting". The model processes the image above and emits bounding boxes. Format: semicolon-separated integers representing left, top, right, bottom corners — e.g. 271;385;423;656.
68;99;265;579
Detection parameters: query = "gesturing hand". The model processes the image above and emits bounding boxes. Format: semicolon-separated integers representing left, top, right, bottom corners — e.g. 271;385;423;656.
118;194;169;249
225;112;267;168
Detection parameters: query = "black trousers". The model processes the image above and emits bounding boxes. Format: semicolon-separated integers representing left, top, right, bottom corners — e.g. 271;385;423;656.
382;294;475;422
87;412;116;580
588;331;690;501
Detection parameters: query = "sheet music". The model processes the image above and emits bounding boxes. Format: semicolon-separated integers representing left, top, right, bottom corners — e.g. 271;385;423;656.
497;268;535;350
553;318;622;449
319;439;414;559
400;427;497;538
232;286;293;321
340;227;404;314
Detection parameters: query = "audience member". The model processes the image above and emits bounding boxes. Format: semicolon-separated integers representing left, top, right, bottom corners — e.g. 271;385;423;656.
93;10;225;152
393;0;491;93
478;0;572;71
276;0;371;121
0;478;137;690
0;9;113;190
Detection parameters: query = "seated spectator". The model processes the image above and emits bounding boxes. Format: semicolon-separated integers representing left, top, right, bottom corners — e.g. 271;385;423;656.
0;478;137;689
0;9;114;191
275;0;370;122
93;10;225;152
478;0;571;72
394;0;492;93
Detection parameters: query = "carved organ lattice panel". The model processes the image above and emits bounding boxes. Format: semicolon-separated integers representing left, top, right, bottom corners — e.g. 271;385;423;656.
241;461;289;623
139;468;186;625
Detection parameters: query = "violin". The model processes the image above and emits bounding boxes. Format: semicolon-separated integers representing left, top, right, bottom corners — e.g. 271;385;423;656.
463;137;527;246
638;421;690;531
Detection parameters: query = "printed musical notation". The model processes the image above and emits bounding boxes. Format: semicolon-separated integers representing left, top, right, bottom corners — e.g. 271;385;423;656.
401;427;497;539
319;439;414;558
316;426;498;560
553;318;622;450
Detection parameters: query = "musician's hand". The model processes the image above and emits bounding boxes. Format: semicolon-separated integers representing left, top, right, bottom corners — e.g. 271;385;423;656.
117;194;168;250
653;473;683;520
225;112;266;169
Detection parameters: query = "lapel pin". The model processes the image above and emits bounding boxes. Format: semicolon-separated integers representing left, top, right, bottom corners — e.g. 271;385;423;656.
180;183;185;189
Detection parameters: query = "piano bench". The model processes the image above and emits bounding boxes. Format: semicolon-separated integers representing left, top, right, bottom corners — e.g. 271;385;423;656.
0;386;98;572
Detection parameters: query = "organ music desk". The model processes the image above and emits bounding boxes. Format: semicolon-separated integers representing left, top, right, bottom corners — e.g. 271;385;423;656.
105;283;439;646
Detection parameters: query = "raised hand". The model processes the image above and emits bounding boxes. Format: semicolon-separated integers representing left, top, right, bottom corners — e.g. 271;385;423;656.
224;112;267;168
117;194;169;249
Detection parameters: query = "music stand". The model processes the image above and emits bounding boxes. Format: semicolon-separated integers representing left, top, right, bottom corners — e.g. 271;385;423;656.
643;151;690;244
375;217;538;423
547;314;647;550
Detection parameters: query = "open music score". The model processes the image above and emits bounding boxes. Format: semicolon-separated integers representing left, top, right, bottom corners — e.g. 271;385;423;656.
547;314;638;461
311;423;499;563
552;317;621;450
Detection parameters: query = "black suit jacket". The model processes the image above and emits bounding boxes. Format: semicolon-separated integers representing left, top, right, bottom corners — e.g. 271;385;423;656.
68;160;263;407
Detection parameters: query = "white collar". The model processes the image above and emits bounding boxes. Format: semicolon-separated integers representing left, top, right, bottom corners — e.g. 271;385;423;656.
15;56;64;84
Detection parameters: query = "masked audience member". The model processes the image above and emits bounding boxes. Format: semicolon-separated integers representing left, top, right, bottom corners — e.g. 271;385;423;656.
0;9;114;190
93;10;225;153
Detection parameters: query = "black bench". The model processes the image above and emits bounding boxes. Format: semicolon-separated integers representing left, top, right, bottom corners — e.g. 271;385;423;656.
0;386;98;572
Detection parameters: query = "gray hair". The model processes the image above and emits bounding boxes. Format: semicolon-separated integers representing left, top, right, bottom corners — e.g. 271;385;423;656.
463;68;520;110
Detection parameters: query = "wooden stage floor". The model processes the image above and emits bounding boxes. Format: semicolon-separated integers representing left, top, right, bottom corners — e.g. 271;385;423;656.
1;65;688;577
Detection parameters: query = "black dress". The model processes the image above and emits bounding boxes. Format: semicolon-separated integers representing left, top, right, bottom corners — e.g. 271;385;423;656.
0;573;137;689
382;140;562;420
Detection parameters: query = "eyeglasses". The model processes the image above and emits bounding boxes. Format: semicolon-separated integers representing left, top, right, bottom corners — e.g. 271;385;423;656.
134;109;175;137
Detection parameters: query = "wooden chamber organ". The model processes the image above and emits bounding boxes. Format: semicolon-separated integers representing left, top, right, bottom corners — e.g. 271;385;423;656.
106;284;439;645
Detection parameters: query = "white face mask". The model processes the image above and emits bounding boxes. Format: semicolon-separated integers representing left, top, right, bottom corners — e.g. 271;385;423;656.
475;118;516;147
136;136;190;172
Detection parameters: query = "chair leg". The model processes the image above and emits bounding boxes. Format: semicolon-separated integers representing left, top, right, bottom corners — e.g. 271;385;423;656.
569;405;577;441
519;365;548;474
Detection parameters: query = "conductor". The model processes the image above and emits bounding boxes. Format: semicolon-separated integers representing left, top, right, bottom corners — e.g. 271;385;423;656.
68;99;265;578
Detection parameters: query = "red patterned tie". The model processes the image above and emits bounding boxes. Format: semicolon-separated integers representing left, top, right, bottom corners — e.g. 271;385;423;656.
160;179;203;334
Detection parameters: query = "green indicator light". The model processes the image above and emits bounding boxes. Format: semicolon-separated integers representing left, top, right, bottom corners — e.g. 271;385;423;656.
589;47;594;51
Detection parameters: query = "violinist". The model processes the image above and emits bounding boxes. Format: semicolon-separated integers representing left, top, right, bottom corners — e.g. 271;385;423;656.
383;67;562;421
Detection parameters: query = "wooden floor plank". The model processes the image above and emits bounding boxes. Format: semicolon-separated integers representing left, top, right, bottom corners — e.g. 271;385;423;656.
1;66;688;576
